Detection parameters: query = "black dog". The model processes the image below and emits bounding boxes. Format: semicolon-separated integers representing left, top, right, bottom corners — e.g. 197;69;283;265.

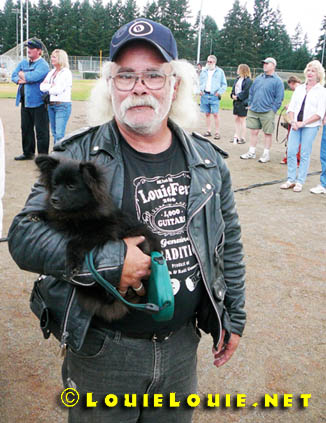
33;155;161;322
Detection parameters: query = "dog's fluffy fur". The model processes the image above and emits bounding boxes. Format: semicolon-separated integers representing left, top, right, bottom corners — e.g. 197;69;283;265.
33;155;160;322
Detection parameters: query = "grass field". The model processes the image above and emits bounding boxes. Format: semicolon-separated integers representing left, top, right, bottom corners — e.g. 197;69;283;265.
0;80;292;110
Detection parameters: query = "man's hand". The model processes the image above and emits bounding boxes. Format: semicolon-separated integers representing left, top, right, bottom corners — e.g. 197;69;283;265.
212;330;240;368
18;71;25;81
119;236;151;296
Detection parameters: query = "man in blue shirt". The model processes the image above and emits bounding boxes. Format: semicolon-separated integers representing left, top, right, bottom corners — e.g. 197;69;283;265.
12;39;49;160
240;57;284;163
199;55;227;140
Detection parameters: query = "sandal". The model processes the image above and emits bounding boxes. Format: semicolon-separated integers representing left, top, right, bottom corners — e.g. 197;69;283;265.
203;131;212;137
230;137;239;143
293;183;302;192
280;181;295;190
214;133;221;140
237;138;246;144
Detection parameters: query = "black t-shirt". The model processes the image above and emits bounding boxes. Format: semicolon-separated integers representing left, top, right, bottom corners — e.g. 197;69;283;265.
107;132;203;334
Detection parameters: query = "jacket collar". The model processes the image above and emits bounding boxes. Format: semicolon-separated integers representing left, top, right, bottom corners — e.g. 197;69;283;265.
90;118;221;168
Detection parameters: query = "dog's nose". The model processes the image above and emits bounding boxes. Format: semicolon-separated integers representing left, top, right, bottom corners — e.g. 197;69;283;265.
50;196;59;205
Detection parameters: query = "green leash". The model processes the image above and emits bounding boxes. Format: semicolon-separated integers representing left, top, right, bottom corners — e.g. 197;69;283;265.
85;251;174;320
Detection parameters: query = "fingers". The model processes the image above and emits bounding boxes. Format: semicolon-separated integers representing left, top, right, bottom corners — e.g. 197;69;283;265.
212;333;240;368
132;282;146;297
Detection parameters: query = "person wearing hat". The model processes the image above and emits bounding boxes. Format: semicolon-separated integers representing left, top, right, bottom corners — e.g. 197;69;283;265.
11;39;50;160
8;19;246;422
240;57;284;163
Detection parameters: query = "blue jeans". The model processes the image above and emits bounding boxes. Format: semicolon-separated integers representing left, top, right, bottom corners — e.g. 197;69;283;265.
287;126;320;185
320;125;326;188
62;321;200;422
48;102;71;143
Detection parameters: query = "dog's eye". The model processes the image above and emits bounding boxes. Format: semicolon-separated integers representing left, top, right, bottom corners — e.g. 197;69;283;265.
66;184;76;190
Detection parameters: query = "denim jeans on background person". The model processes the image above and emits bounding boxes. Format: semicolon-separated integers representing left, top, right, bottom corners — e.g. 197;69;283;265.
48;102;72;144
287;126;320;185
320;125;326;188
62;321;200;423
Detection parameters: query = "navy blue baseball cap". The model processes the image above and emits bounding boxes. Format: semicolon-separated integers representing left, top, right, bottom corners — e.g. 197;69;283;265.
109;18;178;62
26;39;43;50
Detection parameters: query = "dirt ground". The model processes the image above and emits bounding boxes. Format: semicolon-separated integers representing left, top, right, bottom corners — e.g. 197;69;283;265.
0;98;325;423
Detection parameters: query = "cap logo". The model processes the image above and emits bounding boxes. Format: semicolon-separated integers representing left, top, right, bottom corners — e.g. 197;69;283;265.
129;21;153;37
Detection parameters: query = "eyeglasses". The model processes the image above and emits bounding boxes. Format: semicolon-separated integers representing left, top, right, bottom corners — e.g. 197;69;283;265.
109;71;176;91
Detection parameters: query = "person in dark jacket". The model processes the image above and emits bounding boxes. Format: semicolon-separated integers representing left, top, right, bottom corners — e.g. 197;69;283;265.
11;39;50;160
8;19;246;423
230;64;252;144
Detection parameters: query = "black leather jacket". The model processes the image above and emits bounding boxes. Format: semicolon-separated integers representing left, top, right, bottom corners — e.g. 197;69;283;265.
8;119;246;351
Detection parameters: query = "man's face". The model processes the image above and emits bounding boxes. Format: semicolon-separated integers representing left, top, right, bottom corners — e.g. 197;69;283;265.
206;57;216;70
110;43;178;135
27;47;40;61
263;62;275;74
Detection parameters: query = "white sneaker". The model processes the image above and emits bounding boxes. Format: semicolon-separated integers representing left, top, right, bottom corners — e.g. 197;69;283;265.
293;183;303;192
310;184;326;194
258;153;270;163
240;151;256;159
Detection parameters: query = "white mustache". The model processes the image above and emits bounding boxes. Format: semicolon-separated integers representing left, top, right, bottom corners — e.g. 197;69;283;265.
120;95;159;117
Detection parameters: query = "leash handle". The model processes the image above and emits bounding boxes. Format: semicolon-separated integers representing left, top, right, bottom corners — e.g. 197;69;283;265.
85;251;160;314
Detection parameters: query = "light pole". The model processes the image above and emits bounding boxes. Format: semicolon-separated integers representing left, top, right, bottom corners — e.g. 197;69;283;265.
196;0;204;64
12;8;19;56
26;0;29;43
321;30;326;66
20;0;24;59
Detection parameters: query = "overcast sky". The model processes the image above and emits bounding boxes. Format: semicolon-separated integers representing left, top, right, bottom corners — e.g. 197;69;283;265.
1;0;325;51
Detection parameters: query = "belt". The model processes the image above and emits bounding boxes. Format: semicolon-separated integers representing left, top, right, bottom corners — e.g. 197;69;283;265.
49;101;62;105
121;329;174;342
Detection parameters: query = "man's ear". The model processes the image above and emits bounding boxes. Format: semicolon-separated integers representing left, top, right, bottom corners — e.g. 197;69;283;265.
172;76;181;101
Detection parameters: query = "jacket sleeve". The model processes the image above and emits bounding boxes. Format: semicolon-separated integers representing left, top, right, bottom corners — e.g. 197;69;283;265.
218;157;246;336
218;70;227;95
273;78;284;112
237;78;252;103
24;60;49;83
11;61;23;84
40;71;52;92
8;157;126;287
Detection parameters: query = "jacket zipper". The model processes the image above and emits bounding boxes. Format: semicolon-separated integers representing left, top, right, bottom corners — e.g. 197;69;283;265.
59;287;76;356
186;191;223;348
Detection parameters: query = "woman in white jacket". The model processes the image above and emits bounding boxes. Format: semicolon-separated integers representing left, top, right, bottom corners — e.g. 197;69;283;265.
280;60;326;192
40;49;72;143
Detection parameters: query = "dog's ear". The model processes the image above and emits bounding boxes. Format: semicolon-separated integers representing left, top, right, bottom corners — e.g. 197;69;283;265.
35;155;60;189
80;161;109;205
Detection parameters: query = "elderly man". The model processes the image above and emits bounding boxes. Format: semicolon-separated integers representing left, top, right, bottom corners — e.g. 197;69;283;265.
240;57;284;163
11;39;49;160
8;19;245;423
199;55;227;140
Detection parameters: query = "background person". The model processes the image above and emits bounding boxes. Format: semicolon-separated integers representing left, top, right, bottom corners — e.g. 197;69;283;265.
40;49;72;144
310;118;326;194
11;39;49;160
199;55;227;140
280;60;326;193
240;57;284;163
8;18;246;423
280;75;302;165
230;64;252;144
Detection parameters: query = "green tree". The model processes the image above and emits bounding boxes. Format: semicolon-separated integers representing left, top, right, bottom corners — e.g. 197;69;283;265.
314;16;326;67
216;0;257;67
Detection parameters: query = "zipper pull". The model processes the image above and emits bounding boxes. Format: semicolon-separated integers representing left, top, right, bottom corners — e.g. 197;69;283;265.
59;331;69;357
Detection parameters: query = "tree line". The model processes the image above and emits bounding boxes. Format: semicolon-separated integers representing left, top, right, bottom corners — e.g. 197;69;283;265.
0;0;325;70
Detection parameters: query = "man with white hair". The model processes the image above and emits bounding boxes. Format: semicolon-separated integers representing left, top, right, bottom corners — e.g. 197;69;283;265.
8;19;246;423
240;57;284;163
